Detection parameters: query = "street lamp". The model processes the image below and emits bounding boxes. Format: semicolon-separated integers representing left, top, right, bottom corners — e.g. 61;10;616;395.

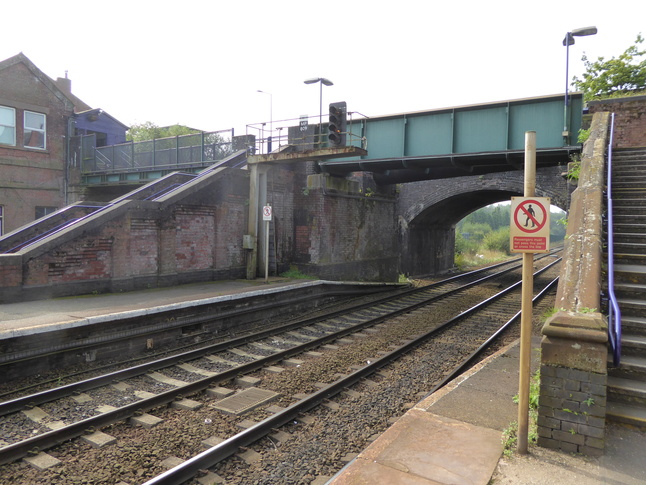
304;77;333;135
563;26;597;144
256;90;273;133
257;90;273;153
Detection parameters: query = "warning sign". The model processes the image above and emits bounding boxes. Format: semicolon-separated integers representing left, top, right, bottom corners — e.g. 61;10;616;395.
262;205;272;221
510;197;550;253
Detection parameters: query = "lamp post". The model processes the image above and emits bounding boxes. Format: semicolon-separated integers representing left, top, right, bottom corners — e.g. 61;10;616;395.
563;26;597;144
257;90;273;153
304;77;333;140
256;90;273;133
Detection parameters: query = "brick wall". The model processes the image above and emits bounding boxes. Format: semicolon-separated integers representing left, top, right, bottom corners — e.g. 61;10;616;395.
588;95;646;148
538;364;607;455
0;58;75;233
293;172;398;281
0;169;250;302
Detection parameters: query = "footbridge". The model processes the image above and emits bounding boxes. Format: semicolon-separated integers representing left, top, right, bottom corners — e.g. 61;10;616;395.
77;93;583;193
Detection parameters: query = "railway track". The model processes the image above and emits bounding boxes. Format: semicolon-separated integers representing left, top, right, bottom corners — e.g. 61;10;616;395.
0;254;561;483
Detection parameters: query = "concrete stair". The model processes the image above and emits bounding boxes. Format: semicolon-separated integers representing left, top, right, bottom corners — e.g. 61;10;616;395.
607;147;646;428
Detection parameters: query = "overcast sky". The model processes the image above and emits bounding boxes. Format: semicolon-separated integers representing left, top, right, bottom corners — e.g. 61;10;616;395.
2;0;644;138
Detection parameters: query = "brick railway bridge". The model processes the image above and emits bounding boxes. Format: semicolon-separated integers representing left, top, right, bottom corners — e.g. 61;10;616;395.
0;93;585;302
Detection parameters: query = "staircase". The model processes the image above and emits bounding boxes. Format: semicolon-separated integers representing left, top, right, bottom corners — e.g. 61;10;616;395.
606;147;646;427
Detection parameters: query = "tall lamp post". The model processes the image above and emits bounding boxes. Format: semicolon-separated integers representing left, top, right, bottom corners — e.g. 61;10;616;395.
304;77;333;141
256;90;273;133
563;26;597;144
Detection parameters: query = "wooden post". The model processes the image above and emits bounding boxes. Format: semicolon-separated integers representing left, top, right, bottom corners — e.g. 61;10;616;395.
517;131;536;454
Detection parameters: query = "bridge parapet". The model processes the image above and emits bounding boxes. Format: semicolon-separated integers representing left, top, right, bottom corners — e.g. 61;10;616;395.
539;111;610;456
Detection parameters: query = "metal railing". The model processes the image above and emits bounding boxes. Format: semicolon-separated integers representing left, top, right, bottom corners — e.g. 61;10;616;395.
607;112;622;366
80;129;235;175
246;113;367;155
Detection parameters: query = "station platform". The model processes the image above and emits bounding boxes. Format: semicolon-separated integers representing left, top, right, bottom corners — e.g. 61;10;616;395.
0;278;302;338
329;337;646;485
1;281;645;484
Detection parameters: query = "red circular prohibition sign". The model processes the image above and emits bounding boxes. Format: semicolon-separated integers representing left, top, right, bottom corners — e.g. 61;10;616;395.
514;199;547;234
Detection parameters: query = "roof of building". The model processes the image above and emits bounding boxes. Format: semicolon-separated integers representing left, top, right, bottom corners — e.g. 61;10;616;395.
1;52;128;128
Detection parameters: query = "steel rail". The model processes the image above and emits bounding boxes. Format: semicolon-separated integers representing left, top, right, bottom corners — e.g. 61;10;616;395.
0;258;559;465
142;259;561;485
0;254;551;415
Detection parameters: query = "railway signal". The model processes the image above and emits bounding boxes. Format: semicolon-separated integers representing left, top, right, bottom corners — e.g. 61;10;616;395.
328;101;347;146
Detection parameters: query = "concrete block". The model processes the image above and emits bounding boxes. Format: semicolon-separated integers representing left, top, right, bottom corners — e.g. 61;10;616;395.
265;405;286;414
264;365;284;374
580;445;604;456
304;351;323;357
553;429;585;445
238;448;262;464
81;430;117;448
206;386;235;399
559;440;580;453
537;415;560;429
270;430;291;442
579;425;606;442
537;426;553;438
235;376;261;388
130;413;163;428
161;456;184;469
197;472;226;485
23;452;61;470
202;436;225;449
537;436;561;449
236;419;257;429
171;398;203;411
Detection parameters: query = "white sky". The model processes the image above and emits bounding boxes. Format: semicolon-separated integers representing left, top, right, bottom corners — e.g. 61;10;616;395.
2;0;644;137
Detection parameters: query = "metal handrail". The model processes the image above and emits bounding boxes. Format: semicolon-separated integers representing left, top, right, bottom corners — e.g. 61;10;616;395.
80;129;234;175
607;112;622;366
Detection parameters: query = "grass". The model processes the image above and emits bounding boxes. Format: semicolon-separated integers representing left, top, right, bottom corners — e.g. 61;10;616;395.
502;369;540;456
455;249;510;270
279;266;316;280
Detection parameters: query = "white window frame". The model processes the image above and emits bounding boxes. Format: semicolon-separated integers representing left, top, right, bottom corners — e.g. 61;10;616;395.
24;110;46;150
0;106;16;146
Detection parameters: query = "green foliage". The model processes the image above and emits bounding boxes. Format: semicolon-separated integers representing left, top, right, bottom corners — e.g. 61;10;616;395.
398;274;411;283
505;370;540;455
483;227;510;253
573;34;646;101
279;266;315;279
454;203;566;269
577;128;590;144
566;160;581;181
127;122;200;142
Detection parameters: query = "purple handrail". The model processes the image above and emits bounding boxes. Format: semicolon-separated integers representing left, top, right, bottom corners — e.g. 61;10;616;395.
607;112;622;366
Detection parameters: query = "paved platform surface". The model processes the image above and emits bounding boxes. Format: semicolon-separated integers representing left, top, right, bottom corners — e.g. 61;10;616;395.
329;337;646;485
0;278;306;338
2;282;645;484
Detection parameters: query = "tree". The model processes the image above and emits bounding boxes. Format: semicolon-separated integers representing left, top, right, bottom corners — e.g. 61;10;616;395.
573;34;646;101
126;122;199;142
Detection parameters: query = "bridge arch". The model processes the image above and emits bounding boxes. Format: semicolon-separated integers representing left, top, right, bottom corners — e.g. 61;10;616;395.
397;166;568;276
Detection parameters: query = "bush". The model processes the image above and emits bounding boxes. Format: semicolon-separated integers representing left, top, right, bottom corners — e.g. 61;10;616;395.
483;227;510;254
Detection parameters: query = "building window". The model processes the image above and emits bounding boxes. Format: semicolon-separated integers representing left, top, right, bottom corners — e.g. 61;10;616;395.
24;111;46;149
0;106;16;146
35;206;57;220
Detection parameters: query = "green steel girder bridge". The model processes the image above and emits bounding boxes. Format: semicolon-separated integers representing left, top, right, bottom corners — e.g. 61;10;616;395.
79;93;583;186
317;93;584;184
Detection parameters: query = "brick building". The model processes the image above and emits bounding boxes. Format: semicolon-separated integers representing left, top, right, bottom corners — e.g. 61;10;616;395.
0;53;127;235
